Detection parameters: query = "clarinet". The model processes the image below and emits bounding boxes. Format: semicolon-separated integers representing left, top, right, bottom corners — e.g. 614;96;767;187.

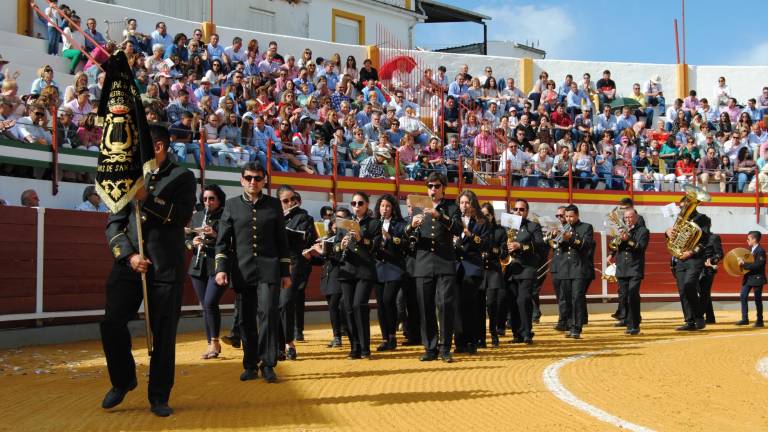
193;208;208;269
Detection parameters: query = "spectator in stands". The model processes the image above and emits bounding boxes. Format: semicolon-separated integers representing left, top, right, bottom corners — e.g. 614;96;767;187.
205;33;224;63
348;127;371;176
30;65;59;96
675;153;696;188
317;61;339;91
551;103;572;142
713;76;732;108
574;107;594;142
698;146;726;192
539;80;558;113
20;189;40;207
308;134;331;175
735;146;756;192
448;74;469;102
633;147;662;191
736;112;753;136
76;112;100;151
223;37;246;68
17;103;52;145
55;105;81;147
359;147;391;179
122;18;150;54
63;72;88;104
83;17;106;51
595;70;616;108
616;106;638;137
499;137;530;186
170;111;204;164
743;98;761;122
444;133;472;183
565;81;590;120
723;97;741;124
88;72;105;104
718;111;733;136
697;97;718;129
75;185;107;212
150;22;172;51
530;143;555;187
682;90;700;123
594;147;615;189
0;97;18;140
65;87;92;126
553;145;571;187
528;71;548;110
596;104;618;139
643;74;665;113
629;82;654;128
167;88;201;124
44;0;61;55
665;98;683;131
573;141;596;189
145;44;167;75
473;120;495;172
61;15;85;74
556;74;573;104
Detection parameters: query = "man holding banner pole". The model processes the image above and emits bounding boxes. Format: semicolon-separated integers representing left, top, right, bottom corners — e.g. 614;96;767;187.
96;51;196;417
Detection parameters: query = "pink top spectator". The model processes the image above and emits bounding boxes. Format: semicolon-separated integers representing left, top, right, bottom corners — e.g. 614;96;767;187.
474;132;495;157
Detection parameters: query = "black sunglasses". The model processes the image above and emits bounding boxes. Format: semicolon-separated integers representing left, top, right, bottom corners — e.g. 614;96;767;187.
512;207;527;212
350;200;366;207
427;183;442;189
202;196;217;201
555;214;565;218
242;175;264;182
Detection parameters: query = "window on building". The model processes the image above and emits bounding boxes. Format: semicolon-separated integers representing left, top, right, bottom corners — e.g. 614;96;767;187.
332;9;365;45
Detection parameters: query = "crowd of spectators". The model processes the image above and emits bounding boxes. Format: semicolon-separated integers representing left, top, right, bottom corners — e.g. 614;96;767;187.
1;8;768;193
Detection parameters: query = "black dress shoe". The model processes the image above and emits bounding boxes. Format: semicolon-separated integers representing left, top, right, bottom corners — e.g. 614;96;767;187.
524;337;533;345
440;352;454;363
261;366;277;383
467;343;477;355
626;328;640;335
376;342;392;352
754;321;765;328
454;345;468;353
239;368;258;381
491;334;500;347
511;336;524;344
361;352;372;360
327;337;342;348
568;331;581;339
347;351;361;359
735;319;750;326
613;321;627;327
676;324;697;331
150;402;173;417
478;340;487;349
221;335;241;349
706;318;716;324
101;379;137;409
695;319;706;330
277;351;286;361
420;352;438;361
553;324;568;332
286;346;297;360
295;332;305;342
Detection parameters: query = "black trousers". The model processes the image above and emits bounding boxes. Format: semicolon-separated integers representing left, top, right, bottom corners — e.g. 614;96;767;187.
508;278;535;339
486;288;503;336
376;281;401;341
228;293;241;340
340;278;373;355
190;274;227;343
552;279;568;327
279;273;308;347
698;269;716;322
455;277;481;348
476;289;487;344
532;278;543;321
400;276;421;343
618;277;642;329
497;283;519;337
293;286;306;337
614;281;628;321
558;278;589;333
416;275;456;354
675;266;702;325
100;264;183;404
326;293;346;338
240;282;280;370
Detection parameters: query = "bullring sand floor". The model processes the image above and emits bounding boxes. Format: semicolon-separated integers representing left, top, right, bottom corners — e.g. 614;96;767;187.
2;310;768;431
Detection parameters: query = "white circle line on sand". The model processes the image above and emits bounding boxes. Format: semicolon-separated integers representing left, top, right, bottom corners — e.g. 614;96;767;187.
543;331;768;432
756;357;768;379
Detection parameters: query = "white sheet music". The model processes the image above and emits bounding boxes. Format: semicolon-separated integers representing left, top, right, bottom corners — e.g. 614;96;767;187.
500;213;522;230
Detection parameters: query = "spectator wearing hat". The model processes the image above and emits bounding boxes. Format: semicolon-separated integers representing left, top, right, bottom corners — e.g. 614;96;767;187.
359;147;391;179
55;105;82;147
194;77;218;110
644;74;665;113
76;185;108;212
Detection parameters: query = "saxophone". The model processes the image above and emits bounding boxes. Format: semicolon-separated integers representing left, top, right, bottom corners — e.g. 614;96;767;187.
667;184;711;259
500;227;518;273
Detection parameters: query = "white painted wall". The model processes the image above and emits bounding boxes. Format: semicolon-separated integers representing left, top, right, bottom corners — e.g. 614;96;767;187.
394;48;523;84
533;59;678;99
692;65;768;105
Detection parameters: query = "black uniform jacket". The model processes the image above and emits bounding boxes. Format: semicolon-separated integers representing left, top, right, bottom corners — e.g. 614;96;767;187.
284;207;317;280
406;199;464;277
335;214;378;281
318;232;342;296
481;224;508;290
702;233;723;275
551;220;595;281
106;160;196;284
504;218;545;281
743;245;767;287
373;218;407;283
455;216;490;280
612;224;650;279
215;193;291;288
403;215;418;277
186;207;223;278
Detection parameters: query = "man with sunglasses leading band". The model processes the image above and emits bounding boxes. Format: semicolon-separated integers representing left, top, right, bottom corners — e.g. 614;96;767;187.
215;162;292;383
405;172;463;362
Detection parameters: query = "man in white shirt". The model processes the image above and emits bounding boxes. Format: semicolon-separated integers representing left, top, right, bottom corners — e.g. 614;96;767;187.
223;37;247;68
150;22;173;51
501;78;525;111
499;139;531;186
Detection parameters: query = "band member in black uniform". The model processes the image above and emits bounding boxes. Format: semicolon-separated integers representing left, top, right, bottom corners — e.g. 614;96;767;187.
552;205;594;339
306;207;351;348
608;208;649;335
214;162;291;383
100;125;196;417
699;232;723;323
666;207;710;331
737;231;766;327
277;186;316;360
480;203;507;347
551;206;569;331
186;184;227;359
504;199;545;344
406;172;463;362
373;194;407;351
611;198;646;324
399;199;422;346
335;191;378;359
454;190;489;354
293;192;312;342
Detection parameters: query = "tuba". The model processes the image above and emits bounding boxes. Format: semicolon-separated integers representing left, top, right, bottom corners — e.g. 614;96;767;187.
666;184;711;259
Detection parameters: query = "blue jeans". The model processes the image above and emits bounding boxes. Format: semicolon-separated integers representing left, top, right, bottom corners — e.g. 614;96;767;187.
737;172;754;193
635;108;655;128
47;26;60;55
646;96;665;113
576;170;596;188
596;171;614;189
256;152;288;172
172;142;213;166
740;284;763;322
